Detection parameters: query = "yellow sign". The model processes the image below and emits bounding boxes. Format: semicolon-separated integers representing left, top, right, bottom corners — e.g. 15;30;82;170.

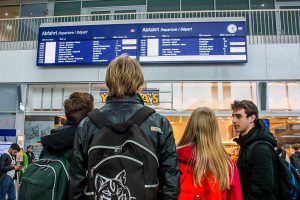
100;89;159;104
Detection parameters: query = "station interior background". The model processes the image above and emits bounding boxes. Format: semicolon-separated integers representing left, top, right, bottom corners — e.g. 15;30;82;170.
0;0;299;158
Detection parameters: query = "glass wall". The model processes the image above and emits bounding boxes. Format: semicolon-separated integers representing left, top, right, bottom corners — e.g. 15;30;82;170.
54;1;81;16
173;82;256;111
20;3;48;17
26;81;257;114
52;0;277;14
26;84;90;112
216;0;249;10
82;0;146;8
181;0;214;11
267;82;300;111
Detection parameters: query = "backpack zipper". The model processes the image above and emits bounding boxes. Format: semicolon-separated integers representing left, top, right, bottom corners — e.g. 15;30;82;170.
91;155;143;176
39;159;69;180
31;163;56;200
88;140;159;167
145;181;159;188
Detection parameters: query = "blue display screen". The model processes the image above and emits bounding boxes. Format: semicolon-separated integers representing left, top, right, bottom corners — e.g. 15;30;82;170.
37;20;247;66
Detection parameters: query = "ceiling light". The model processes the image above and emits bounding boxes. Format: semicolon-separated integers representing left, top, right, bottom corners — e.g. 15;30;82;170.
5;12;8;16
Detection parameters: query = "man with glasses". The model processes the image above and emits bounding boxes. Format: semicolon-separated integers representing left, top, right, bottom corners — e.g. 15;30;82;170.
231;100;277;200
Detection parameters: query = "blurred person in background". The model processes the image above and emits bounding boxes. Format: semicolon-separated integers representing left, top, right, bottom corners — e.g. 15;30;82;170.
0;143;22;200
290;143;300;173
26;145;35;164
276;145;290;163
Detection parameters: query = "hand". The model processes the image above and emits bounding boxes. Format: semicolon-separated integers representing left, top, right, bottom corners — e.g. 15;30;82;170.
14;165;22;171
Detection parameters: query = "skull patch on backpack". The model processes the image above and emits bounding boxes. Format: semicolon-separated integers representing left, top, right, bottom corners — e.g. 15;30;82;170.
95;170;136;200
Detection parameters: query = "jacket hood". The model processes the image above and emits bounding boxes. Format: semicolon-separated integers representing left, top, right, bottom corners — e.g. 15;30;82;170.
41;120;77;154
234;119;277;147
177;144;195;163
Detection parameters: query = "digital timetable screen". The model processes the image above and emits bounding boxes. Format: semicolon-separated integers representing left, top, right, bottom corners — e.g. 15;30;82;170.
37;20;247;66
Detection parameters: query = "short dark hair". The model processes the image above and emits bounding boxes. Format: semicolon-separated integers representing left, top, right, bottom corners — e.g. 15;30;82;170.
10;143;20;152
231;100;259;122
27;145;33;150
293;143;300;151
64;92;94;123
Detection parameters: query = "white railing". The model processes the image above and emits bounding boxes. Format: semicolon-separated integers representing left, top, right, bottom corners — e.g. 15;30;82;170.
0;9;299;50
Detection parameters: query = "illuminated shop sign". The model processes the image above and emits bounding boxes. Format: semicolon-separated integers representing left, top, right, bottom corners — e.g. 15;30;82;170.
100;88;159;104
37;19;247;66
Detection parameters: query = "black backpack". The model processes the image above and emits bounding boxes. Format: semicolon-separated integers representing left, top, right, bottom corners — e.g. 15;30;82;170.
247;141;300;200
85;106;159;200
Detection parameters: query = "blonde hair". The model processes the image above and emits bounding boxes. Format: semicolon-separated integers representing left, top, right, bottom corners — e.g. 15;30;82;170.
106;54;144;98
178;107;234;190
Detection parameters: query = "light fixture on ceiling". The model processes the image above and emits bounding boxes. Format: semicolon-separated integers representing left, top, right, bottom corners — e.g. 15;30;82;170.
5;12;8;17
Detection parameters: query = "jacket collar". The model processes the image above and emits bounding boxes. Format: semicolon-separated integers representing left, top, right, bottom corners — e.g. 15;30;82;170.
64;120;78;126
106;94;144;105
234;119;277;147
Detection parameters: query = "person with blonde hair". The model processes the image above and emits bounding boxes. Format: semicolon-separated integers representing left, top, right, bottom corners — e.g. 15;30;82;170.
69;54;179;200
177;107;242;200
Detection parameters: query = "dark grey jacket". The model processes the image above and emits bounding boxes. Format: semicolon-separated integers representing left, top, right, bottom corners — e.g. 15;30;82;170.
0;152;14;179
69;95;180;200
235;119;277;200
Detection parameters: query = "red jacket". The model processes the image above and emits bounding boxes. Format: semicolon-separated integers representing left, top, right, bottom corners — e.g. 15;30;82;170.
221;159;243;200
177;144;242;200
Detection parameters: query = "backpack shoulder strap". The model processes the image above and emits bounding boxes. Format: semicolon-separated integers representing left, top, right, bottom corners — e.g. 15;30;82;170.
246;141;276;163
128;106;155;125
88;109;112;129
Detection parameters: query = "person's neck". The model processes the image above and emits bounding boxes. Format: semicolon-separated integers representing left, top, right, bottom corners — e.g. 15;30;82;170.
241;123;255;136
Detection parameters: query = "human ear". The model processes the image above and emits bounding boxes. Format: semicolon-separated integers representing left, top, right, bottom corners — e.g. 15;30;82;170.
249;115;256;123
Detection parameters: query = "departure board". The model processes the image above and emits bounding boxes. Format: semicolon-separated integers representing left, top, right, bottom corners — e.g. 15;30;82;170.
37;19;247;66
